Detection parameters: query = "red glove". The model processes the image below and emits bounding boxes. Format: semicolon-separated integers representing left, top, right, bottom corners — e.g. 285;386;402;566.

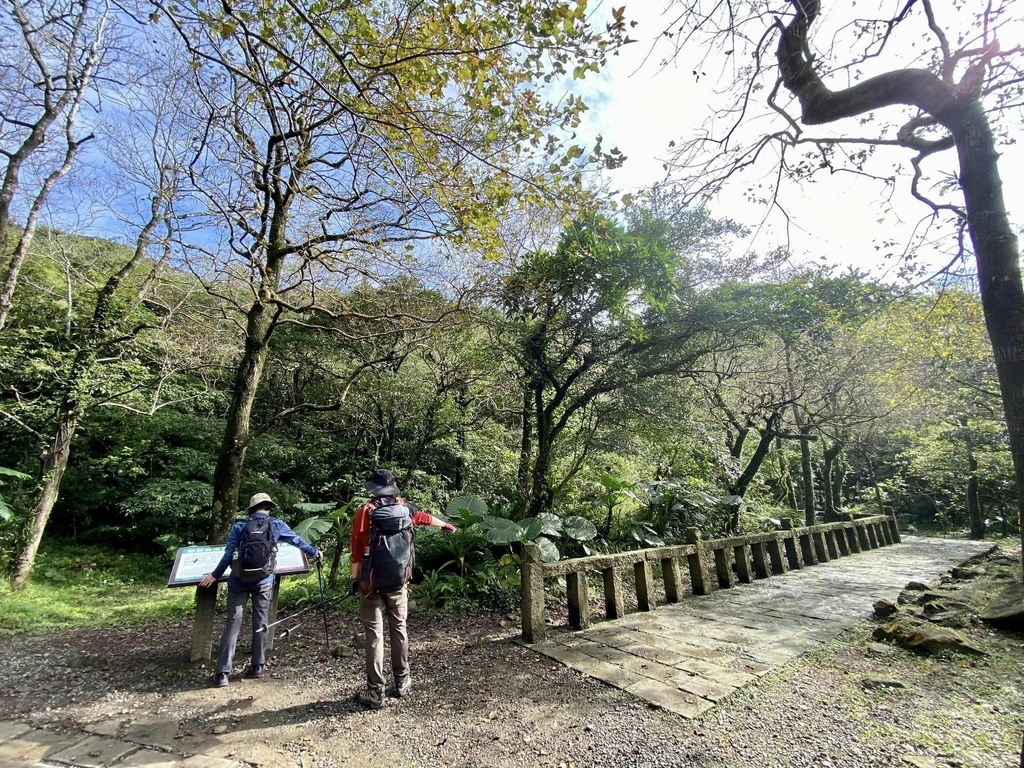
441;522;457;533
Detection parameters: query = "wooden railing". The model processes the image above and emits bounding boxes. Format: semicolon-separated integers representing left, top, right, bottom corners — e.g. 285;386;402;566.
520;513;901;642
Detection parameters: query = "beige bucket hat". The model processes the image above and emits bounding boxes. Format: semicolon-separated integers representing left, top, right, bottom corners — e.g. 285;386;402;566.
246;492;278;512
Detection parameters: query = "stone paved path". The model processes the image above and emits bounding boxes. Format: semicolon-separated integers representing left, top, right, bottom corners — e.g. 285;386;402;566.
525;536;992;719
0;718;243;768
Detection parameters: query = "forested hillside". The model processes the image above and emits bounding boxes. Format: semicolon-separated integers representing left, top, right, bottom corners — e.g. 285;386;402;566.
0;221;1015;584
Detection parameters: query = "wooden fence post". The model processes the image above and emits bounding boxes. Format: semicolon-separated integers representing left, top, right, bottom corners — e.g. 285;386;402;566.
734;544;753;584
265;576;281;652
800;529;818;565
714;547;735;589
750;541;770;579
781;519;802;570
685;528;713;595
888;512;902;544
824;528;839;559
662;557;683;603
634;560;655;611
567;571;591;629
812;530;829;562
603;567;625;619
766;535;788;574
521;542;546;643
191;585;218;662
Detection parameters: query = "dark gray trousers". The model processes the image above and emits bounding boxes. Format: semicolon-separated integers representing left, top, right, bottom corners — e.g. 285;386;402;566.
216;581;273;675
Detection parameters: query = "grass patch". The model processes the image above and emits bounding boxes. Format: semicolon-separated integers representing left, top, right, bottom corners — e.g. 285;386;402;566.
0;541;346;635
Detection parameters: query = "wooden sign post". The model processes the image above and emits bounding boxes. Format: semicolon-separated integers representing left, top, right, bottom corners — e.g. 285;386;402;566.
167;544;311;662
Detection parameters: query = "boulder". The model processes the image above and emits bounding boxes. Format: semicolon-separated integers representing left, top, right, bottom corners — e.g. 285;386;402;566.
873;615;985;656
903;581;930;591
864;642;893;657
873;599;899;618
862;675;906;690
902;624;985;656
978;581;1024;630
951;566;982;580
924;611;969;629
922;599;973;615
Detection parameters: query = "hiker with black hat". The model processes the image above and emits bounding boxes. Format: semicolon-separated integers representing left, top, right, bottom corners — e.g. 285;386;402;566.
199;492;322;688
350;468;457;709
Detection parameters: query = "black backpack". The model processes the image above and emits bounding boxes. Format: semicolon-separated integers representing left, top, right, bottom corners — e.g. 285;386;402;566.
232;516;278;583
359;498;414;594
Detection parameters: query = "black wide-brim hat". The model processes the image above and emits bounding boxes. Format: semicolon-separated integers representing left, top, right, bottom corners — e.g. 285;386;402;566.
364;468;400;497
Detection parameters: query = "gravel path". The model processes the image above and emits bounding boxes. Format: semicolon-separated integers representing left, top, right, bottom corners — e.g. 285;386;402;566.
2;545;1022;768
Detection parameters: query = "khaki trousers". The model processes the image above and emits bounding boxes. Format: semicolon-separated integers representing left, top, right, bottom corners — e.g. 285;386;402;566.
359;588;409;692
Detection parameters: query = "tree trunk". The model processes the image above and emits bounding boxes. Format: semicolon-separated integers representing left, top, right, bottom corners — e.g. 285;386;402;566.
967;453;984;540
516;386;533;509
527;384;554;518
952;103;1024;564
865;452;886;516
799;426;815;526
776;437;798;509
328;543;344;590
8;198;166;586
775;0;1024;573
208;294;277;541
9;412;77;589
822;439;844;522
730;415;779;498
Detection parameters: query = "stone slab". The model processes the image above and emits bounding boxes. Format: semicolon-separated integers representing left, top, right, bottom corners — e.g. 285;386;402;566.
48;735;138;768
672;671;736;702
0;722;33;743
675;659;757;688
616;656;682;685
624;680;716;719
118;749;185;768
614;642;692;666
0;730;83;766
84;720;123;738
179;756;242;768
122;719;182;752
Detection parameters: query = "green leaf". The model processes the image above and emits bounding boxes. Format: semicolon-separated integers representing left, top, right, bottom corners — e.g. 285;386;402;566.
562;515;597;541
537;512;562;538
518;516;543;541
447;494;488;525
481;515;524;544
293;516;333;543
535;535;560;562
0;467;31;480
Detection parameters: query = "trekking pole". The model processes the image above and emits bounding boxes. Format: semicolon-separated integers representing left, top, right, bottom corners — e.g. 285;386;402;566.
315;558;330;655
255;592;348;633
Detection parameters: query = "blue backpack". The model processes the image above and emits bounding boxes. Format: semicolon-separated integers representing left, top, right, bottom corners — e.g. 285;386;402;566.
359;498;414;594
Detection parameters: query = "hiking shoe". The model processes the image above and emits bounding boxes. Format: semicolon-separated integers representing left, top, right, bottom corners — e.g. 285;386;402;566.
247;664;266;679
394;676;412;698
211;673;229;688
356;687;385;710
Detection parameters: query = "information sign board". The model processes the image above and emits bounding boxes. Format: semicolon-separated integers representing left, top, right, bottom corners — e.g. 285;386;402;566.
167;543;310;587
